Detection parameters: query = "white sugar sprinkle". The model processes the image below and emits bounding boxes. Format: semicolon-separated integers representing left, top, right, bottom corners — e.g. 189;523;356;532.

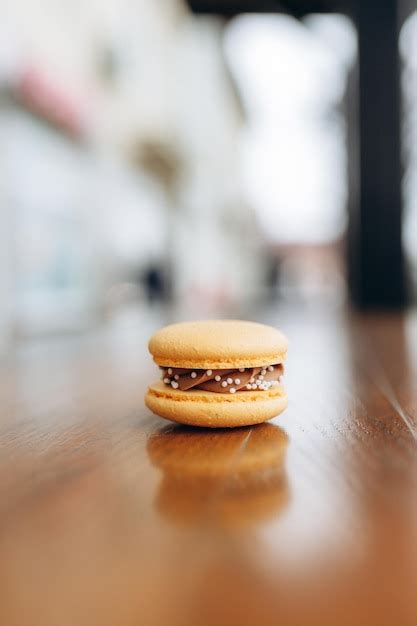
206;370;212;376
215;375;221;382
190;372;197;378
239;368;245;373
246;384;252;389
221;381;228;388
227;378;233;384
259;375;264;381
171;381;179;389
163;378;170;384
268;365;274;372
229;388;236;394
167;368;173;375
174;374;179;380
234;378;241;385
261;369;266;376
249;378;255;384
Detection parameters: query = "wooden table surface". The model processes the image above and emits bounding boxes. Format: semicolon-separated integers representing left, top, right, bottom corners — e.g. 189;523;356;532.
0;306;416;626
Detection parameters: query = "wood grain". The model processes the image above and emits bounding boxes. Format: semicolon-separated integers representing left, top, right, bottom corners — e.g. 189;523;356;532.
0;307;416;626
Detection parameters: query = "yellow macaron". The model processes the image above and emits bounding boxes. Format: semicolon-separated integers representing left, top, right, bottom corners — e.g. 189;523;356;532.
145;319;288;428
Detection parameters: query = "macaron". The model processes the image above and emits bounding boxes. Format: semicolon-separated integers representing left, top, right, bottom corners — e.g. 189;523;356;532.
145;320;288;428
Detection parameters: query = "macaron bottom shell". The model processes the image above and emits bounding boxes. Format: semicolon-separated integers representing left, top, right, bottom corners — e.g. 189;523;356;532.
145;381;288;428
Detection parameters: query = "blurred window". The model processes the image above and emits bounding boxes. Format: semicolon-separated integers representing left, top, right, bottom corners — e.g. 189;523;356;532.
224;13;357;245
400;11;417;299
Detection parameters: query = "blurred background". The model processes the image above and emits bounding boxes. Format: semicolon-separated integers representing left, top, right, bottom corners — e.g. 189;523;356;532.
0;0;415;351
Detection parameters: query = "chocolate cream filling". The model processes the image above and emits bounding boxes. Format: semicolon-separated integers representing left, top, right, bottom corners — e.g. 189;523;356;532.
161;364;284;394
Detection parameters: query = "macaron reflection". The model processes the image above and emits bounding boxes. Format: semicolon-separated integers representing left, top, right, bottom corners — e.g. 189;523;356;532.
147;423;289;529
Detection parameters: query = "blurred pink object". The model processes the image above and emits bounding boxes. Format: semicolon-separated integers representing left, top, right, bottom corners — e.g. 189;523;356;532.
13;64;88;138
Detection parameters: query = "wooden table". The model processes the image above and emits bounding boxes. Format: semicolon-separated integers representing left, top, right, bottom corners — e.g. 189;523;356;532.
0;306;416;626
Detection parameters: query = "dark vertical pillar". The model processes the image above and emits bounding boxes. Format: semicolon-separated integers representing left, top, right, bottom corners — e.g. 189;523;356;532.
345;35;360;308
351;0;407;307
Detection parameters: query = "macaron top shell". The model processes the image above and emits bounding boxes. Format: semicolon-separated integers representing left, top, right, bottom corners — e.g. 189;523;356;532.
148;320;288;369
